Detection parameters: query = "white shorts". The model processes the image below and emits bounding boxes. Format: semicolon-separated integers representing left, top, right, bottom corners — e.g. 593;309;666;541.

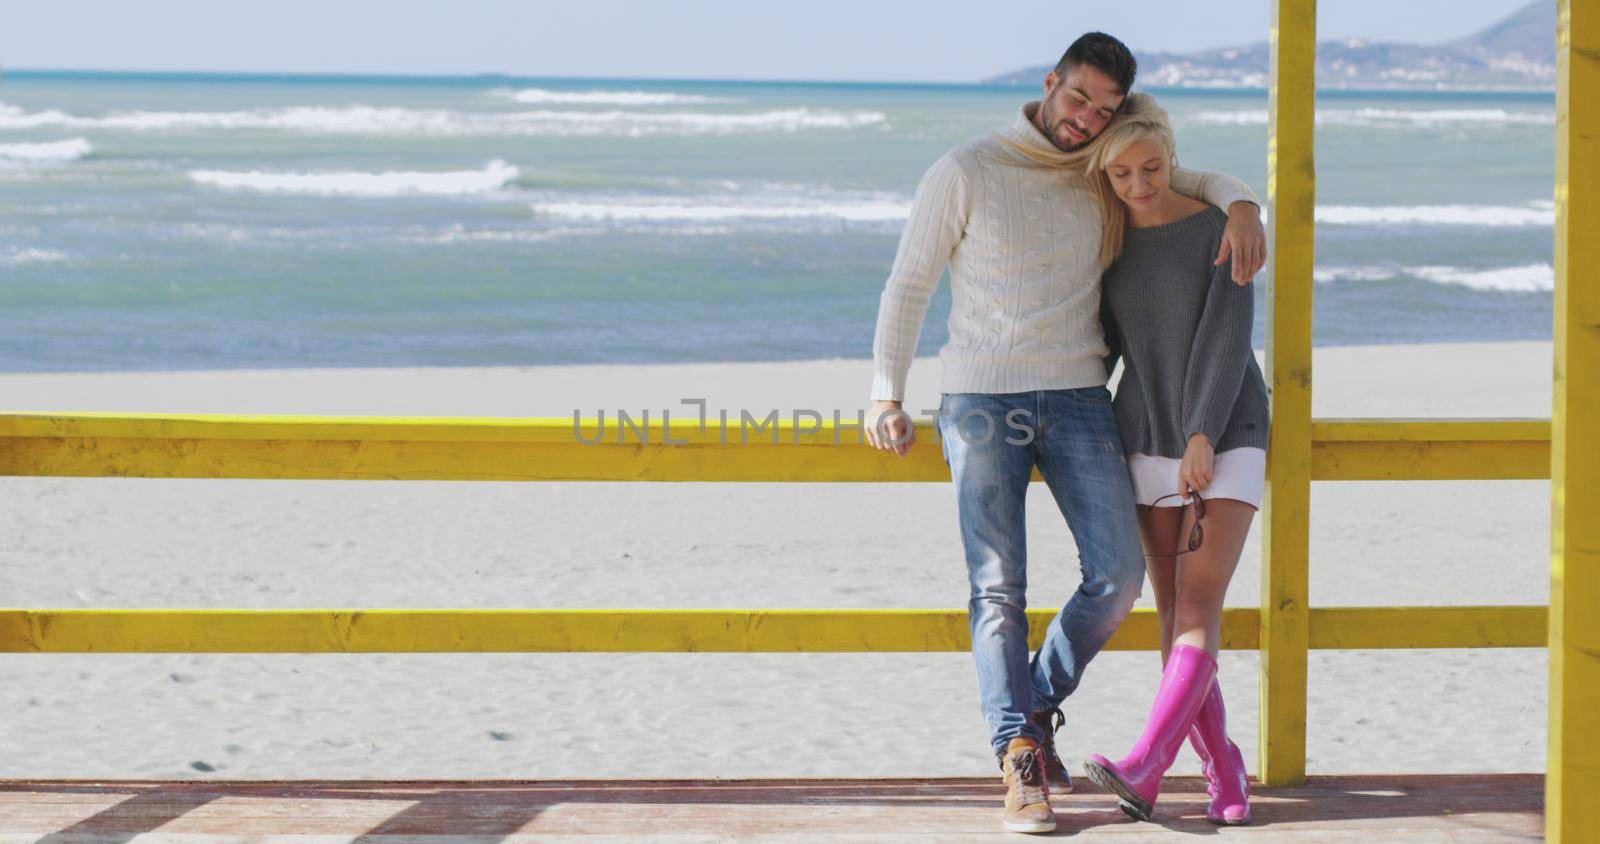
1127;447;1266;510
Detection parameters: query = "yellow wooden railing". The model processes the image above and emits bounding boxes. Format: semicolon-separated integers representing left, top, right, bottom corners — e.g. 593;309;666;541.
0;0;1592;840
0;415;1557;650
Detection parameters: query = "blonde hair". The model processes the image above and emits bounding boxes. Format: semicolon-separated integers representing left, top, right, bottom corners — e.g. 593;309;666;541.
1084;92;1178;267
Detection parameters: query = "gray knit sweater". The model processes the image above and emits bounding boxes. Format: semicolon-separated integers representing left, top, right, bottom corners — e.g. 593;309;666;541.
1099;205;1270;458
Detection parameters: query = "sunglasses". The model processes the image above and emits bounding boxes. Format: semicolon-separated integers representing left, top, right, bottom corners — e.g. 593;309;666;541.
1146;488;1206;556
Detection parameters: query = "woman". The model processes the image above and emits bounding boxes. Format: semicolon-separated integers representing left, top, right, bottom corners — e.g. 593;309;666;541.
1078;93;1270;826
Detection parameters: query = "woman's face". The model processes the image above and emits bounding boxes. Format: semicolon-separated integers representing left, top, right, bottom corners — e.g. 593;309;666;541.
1104;137;1171;213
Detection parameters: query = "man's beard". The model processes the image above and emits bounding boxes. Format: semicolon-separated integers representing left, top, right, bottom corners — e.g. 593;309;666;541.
1039;102;1091;152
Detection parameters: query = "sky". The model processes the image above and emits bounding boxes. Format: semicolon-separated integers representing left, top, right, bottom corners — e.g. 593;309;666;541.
2;0;1535;83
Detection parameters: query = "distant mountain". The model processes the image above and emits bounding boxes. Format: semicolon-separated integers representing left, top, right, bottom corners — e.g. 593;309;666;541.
1445;0;1553;57
984;1;1554;91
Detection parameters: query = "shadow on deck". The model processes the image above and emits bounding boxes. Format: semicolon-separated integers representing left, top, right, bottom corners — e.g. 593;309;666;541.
0;774;1543;841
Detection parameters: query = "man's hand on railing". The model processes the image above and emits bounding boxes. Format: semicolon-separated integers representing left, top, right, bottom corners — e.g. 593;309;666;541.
866;399;916;457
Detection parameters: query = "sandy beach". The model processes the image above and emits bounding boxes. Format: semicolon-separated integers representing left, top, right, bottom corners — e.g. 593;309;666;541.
0;341;1551;780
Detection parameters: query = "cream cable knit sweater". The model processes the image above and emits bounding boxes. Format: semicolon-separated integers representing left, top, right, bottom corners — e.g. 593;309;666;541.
869;102;1259;403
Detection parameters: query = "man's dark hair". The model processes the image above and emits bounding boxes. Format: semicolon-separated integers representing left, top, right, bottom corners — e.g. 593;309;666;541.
1053;32;1137;94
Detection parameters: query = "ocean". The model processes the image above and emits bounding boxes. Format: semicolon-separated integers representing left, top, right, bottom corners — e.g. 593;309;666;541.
0;71;1556;373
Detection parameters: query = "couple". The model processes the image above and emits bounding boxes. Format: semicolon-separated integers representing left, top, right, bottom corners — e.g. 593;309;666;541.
865;32;1271;833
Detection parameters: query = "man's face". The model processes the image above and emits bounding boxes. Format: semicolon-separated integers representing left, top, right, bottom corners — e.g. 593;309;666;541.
1038;64;1125;152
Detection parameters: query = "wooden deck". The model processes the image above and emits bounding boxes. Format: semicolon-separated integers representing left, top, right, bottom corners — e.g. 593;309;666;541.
0;774;1542;841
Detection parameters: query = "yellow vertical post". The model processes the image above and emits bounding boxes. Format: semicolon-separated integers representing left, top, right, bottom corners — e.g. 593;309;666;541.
1260;0;1315;787
1549;2;1599;840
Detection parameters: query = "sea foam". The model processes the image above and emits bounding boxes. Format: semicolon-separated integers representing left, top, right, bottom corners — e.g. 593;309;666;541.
0;103;886;137
1187;107;1553;127
493;88;734;105
0;247;71;265
538;196;1549;228
0;137;93;163
1314;263;1553;292
188;160;520;196
1314;203;1553;226
530;194;912;223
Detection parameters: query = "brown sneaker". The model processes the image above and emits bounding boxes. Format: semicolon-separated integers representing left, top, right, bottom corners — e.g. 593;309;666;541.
1029;707;1074;793
1000;737;1057;833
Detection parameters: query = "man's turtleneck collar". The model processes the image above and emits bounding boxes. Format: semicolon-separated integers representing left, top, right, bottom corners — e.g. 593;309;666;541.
1012;101;1056;151
996;100;1097;169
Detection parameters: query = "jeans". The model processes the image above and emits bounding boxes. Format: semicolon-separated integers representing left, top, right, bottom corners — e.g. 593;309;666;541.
936;387;1146;756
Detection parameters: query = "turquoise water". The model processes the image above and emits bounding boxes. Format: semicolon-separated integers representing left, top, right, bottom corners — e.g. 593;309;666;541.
0;71;1555;372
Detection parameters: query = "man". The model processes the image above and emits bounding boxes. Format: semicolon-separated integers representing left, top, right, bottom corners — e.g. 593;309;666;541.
864;32;1265;834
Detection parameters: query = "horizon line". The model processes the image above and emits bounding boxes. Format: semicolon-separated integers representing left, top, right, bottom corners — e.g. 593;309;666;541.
0;67;1557;96
5;66;1004;88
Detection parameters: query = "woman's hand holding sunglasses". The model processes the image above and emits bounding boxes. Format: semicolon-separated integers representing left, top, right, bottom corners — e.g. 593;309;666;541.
1180;432;1215;495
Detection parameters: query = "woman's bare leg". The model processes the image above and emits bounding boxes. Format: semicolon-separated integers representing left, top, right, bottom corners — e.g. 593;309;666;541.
1171;499;1256;657
1136;505;1185;662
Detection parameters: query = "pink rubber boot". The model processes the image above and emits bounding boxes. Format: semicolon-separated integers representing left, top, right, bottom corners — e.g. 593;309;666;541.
1188;679;1252;825
1083;644;1217;821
